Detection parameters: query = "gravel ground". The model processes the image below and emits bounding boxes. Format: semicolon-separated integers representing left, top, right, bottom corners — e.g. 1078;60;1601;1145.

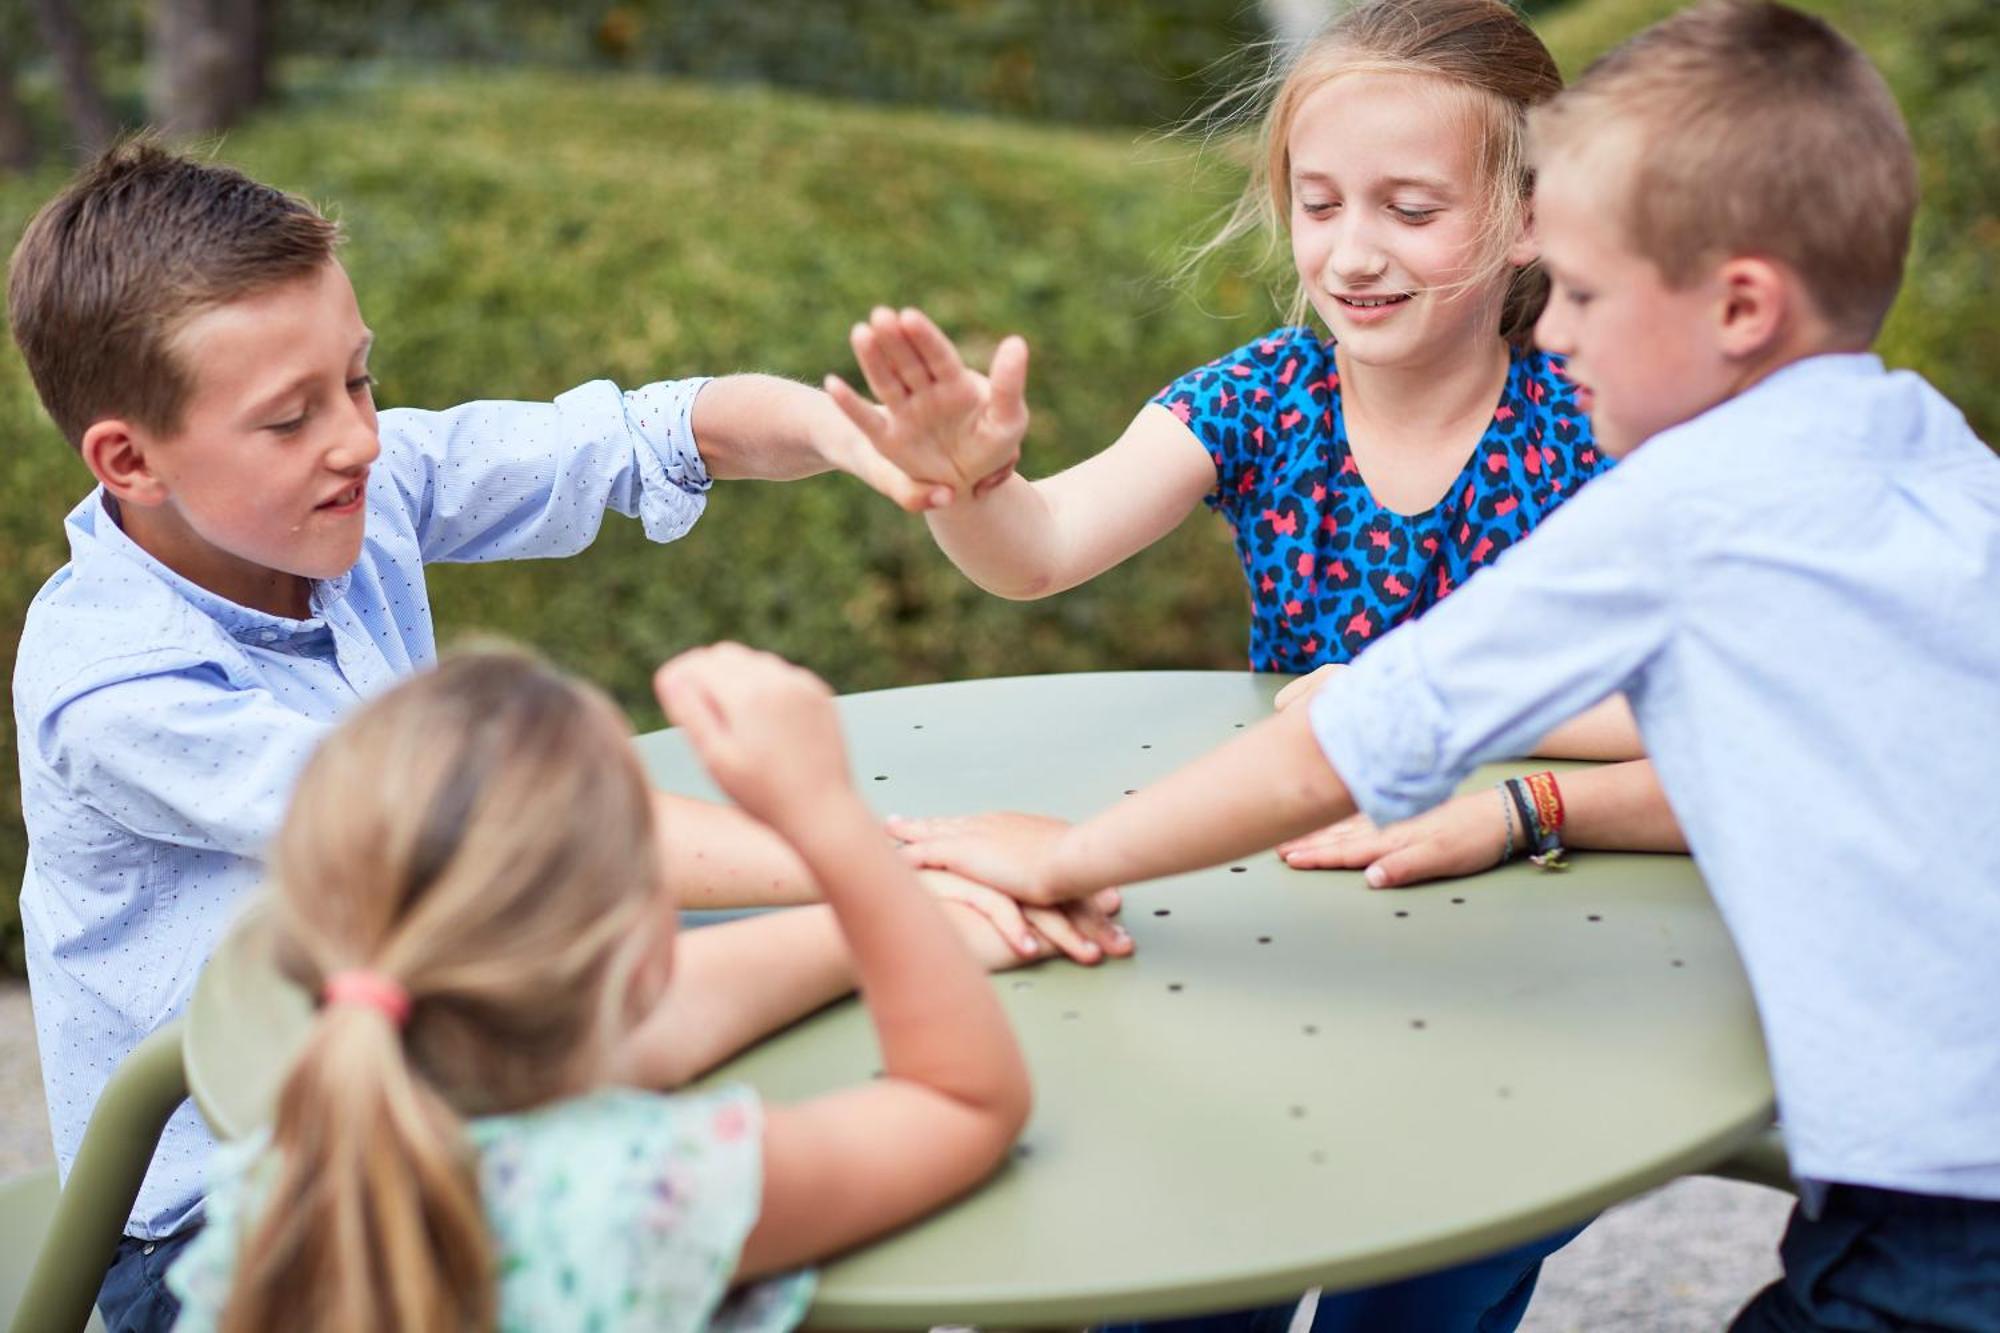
1;979;1792;1327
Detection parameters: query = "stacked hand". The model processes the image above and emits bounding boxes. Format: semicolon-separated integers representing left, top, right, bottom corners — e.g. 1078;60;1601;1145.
825;307;1028;504
890;812;1132;961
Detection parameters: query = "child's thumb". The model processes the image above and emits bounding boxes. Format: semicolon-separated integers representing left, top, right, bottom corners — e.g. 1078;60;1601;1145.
990;336;1030;423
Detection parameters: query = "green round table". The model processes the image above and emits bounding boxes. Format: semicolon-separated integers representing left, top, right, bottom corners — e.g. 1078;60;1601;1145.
187;671;1776;1329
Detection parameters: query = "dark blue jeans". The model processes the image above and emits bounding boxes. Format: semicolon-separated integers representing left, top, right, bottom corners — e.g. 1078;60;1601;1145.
1730;1184;2000;1331
1101;1221;1585;1333
97;1226;200;1333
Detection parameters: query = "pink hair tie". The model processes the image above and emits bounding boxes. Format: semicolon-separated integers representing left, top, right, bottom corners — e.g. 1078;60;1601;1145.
322;970;412;1028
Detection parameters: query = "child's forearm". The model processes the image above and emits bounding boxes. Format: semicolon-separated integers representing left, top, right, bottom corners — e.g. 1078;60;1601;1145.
688;374;844;481
652;792;822;909
785;791;1029;1123
923;471;1074;599
923;406;1215;600
1559;759;1686;851
1532;694;1645;761
1050;703;1354;900
617;906;857;1087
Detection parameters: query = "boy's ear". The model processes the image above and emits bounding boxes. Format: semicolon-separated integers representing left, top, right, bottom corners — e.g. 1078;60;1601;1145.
1713;257;1790;362
79;419;170;508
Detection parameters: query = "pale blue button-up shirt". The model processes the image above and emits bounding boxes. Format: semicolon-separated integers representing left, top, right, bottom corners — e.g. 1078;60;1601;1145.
1310;354;2000;1201
15;377;709;1236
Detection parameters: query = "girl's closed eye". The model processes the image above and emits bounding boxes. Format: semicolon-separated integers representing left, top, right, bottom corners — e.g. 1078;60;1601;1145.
348;373;377;395
1299;198;1339;218
1389;204;1441;224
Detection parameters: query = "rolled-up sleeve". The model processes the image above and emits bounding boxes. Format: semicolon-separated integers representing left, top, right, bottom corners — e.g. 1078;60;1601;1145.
380;376;713;564
1309;461;1681;823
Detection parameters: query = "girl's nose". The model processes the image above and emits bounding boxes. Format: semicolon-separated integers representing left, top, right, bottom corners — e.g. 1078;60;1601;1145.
1327;217;1389;285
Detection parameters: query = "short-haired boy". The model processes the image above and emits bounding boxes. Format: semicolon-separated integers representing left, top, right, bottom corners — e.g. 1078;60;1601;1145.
5;140;1051;1332
895;4;2000;1326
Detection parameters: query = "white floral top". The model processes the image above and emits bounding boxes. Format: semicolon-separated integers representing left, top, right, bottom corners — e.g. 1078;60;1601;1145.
167;1084;815;1332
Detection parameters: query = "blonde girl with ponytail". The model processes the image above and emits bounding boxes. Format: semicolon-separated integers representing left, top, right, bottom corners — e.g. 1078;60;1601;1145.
167;644;1034;1331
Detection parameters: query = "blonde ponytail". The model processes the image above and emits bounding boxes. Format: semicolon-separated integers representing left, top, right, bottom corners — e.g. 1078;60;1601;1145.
221;1007;492;1331
219;649;669;1333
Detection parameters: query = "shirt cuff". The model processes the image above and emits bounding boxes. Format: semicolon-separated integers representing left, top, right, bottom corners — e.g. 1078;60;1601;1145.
1306;638;1462;825
624;377;714;495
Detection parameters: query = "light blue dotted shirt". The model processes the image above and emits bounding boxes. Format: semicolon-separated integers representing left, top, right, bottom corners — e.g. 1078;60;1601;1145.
14;376;710;1238
1310;354;2000;1202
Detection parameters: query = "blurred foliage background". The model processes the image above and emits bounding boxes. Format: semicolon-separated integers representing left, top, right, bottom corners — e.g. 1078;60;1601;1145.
1;0;1994;971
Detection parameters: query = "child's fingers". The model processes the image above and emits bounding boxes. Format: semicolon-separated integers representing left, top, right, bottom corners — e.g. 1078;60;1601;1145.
925;876;1040;958
655;666;732;766
822;374;894;448
1090;887;1124;917
1364;846;1448;890
1062;898;1133;957
885;814;967;843
899;307;969;385
838;436;945;513
851;320;910;405
896;836;1033;899
1276;810;1370;855
1023;906;1103;965
868;306;931;395
988;334;1030;429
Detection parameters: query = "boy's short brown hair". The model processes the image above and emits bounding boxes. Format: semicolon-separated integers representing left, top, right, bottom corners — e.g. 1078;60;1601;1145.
1531;0;1916;340
6;137;341;448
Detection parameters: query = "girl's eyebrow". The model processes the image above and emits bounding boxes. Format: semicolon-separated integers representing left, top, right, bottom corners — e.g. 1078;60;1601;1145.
1291;168;1454;194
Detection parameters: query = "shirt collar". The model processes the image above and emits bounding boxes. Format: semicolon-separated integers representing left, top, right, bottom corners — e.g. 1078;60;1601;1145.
69;489;352;641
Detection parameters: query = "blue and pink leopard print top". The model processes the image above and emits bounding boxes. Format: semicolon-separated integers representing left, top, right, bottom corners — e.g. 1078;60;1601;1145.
1152;326;1610;672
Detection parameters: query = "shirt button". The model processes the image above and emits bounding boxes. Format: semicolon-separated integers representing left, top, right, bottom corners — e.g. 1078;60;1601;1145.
142;1242;155;1255
259;629;279;642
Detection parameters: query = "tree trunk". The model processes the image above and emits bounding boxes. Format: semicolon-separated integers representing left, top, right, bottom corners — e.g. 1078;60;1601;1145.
31;0;116;155
151;0;274;137
0;55;37;173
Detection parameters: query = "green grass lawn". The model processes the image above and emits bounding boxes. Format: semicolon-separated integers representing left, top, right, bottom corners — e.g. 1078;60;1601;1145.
2;0;1993;970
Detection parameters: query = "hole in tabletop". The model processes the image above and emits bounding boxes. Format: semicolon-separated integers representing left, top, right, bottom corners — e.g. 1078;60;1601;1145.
1168;983;1185;993
1410;1019;1427;1030
1289;1105;1308;1119
1451;897;1465;905
1230;865;1247;874
1153;909;1171;917
1257;935;1273;944
1394;910;1409;918
1587;914;1603;922
1062;1010;1080;1021
873;775;888;782
1302;1024;1319;1036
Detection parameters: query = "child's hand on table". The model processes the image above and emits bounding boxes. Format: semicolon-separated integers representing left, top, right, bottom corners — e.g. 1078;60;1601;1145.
888;812;1133;958
824;306;1027;503
1277;789;1507;889
921;868;1128;966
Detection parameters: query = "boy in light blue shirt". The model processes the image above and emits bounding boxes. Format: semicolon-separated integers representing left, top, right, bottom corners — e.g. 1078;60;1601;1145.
5;140;1091;1333
892;4;2000;1327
